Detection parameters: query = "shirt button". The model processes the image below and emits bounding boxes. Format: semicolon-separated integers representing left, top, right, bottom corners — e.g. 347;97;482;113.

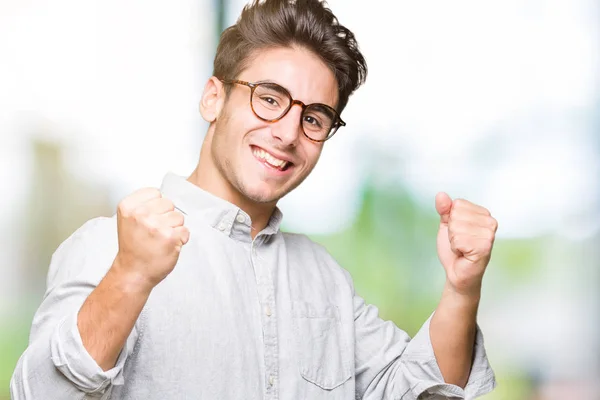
268;375;275;386
265;305;272;317
236;214;246;224
218;223;226;231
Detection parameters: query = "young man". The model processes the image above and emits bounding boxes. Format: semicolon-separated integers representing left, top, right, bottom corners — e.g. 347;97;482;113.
12;0;497;399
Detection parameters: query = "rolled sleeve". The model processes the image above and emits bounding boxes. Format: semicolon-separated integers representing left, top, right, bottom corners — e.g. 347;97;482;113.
401;315;496;399
10;217;137;400
51;313;133;394
353;287;496;400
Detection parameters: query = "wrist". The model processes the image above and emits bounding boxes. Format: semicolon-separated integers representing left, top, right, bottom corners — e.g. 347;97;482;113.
442;280;481;311
110;254;156;295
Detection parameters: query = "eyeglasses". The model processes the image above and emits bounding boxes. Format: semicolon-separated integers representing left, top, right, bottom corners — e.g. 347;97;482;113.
219;78;345;142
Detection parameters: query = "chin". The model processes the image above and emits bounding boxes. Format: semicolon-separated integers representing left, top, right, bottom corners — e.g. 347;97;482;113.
244;190;281;204
240;181;285;204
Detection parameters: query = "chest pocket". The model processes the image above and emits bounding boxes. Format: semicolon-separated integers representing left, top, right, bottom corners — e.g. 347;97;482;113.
292;300;352;390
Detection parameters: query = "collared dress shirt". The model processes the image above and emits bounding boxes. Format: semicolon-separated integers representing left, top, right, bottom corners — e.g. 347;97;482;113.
11;173;496;399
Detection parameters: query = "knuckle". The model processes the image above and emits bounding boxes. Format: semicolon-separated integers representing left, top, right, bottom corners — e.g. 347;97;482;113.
454;198;467;208
158;230;170;242
117;201;130;216
489;217;498;231
118;196;140;217
167;230;182;245
146;221;160;236
163;199;175;211
161;227;176;241
132;206;148;220
174;213;185;226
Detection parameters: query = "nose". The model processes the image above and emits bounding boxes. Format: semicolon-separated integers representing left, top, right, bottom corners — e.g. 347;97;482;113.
270;103;303;147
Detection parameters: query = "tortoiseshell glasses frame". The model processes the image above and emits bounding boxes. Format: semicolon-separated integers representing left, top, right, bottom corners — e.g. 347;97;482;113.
219;78;346;142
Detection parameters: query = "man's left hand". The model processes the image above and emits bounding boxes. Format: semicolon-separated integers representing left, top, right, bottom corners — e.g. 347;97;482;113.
435;192;498;297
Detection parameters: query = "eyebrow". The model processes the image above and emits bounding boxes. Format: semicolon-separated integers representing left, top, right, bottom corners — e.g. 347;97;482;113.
253;79;337;109
257;81;291;97
305;103;336;117
254;79;280;86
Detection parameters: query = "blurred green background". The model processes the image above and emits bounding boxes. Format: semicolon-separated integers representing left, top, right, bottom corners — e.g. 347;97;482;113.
1;0;599;399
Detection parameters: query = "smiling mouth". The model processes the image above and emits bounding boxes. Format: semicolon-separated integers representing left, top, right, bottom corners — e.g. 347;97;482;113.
251;146;292;171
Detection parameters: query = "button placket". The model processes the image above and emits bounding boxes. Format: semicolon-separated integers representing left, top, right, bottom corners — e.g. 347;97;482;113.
251;240;279;399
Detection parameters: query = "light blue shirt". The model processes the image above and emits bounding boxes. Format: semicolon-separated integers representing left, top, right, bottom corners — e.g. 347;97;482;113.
11;173;496;399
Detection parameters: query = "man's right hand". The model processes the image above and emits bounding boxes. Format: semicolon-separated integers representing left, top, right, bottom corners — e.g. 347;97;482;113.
114;188;190;289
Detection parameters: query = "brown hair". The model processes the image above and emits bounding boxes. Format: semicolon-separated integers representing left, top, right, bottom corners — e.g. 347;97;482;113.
213;0;367;113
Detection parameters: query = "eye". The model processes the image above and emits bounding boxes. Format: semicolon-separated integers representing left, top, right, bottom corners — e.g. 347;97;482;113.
260;96;279;107
303;115;322;128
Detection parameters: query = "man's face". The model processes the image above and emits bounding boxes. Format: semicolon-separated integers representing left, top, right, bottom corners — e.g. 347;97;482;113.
209;46;339;205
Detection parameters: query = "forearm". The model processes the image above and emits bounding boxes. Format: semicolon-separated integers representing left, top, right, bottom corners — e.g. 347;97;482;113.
78;257;153;371
429;280;480;388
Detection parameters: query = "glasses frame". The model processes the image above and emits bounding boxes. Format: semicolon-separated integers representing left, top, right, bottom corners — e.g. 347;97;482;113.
219;78;346;142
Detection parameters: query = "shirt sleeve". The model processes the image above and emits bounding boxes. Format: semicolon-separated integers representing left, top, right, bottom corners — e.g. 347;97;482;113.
10;217;139;400
353;294;496;400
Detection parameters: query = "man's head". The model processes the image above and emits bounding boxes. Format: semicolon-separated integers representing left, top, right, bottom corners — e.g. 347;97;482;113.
198;0;367;209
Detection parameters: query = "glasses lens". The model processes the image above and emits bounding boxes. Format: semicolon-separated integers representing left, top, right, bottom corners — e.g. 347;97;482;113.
302;104;336;141
251;83;291;121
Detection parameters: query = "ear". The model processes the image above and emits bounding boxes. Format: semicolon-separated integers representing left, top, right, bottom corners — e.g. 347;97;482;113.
199;77;225;123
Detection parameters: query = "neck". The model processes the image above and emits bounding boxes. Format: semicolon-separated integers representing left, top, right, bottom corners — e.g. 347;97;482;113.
187;135;276;238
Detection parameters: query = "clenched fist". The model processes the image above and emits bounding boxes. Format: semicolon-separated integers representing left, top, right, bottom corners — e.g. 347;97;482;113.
435;192;498;296
114;188;190;289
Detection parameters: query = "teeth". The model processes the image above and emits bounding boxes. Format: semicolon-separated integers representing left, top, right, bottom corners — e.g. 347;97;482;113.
253;148;289;170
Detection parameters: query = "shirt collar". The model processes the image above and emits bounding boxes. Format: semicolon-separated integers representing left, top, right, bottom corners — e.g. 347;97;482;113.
159;172;283;242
